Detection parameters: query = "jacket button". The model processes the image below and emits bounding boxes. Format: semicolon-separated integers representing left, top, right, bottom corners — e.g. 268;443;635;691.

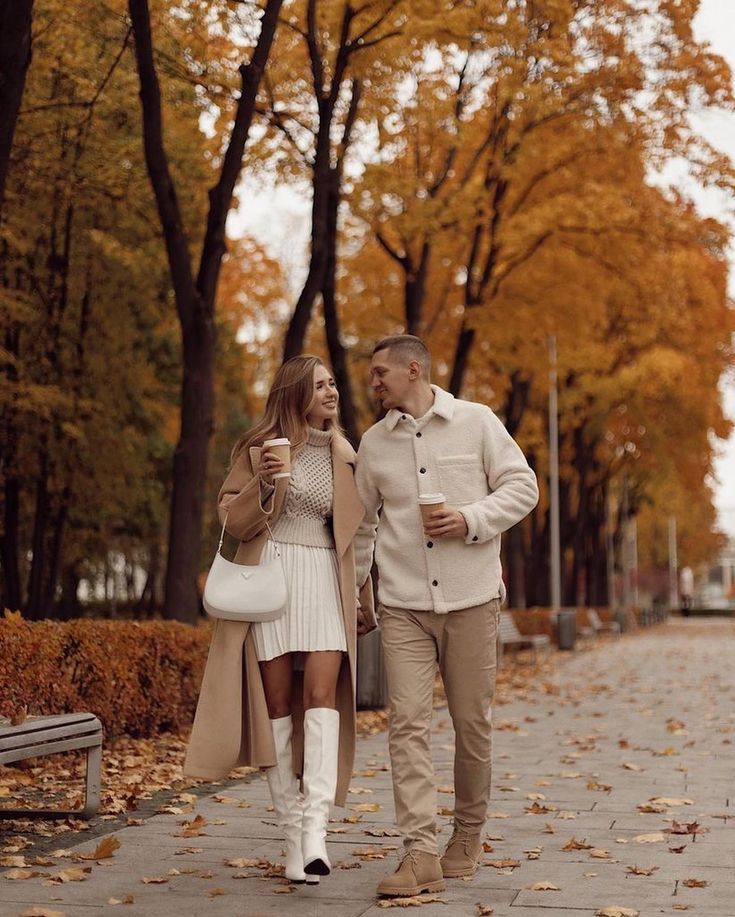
472;535;478;542
432;579;438;586
427;541;433;548
416;432;422;438
401;414;406;420
419;467;426;473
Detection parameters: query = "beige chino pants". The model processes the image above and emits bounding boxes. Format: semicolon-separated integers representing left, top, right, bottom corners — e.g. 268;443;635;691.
380;599;499;855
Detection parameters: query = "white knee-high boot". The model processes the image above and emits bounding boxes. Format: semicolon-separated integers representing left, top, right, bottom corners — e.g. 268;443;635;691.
301;707;340;875
265;716;318;884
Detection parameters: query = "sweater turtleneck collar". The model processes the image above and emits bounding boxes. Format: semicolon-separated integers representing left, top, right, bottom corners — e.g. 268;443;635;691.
307;426;334;447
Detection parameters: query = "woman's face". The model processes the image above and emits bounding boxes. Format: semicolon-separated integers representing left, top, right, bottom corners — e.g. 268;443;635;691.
305;364;339;429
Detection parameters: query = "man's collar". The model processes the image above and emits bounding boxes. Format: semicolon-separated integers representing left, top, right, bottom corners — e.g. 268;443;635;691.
384;385;455;431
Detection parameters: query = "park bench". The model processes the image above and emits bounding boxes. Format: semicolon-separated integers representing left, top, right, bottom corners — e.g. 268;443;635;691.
497;611;551;664
0;713;103;819
587;608;621;638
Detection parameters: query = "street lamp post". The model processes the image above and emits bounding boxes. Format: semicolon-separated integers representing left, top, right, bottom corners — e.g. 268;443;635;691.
548;336;561;610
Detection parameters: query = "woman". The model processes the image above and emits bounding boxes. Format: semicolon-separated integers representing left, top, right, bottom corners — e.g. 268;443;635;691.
185;355;375;884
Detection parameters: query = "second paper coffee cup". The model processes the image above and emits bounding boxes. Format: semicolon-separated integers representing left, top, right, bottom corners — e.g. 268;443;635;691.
418;492;445;526
262;437;291;478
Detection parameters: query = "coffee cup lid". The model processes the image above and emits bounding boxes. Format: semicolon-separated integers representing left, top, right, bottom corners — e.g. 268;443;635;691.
418;492;445;504
263;437;290;447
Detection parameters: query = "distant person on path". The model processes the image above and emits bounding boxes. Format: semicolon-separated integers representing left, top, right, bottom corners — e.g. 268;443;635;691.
680;565;694;615
355;335;538;898
185;356;375;884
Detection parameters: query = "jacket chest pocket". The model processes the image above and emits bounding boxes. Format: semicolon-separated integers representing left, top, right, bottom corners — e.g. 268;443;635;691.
436;454;488;505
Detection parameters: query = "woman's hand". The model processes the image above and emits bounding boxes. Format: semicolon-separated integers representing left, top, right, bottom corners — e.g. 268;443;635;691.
259;450;285;485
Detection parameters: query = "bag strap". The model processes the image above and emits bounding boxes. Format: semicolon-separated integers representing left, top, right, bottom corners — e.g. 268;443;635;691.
218;513;281;558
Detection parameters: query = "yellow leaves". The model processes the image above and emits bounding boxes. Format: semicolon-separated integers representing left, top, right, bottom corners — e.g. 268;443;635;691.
595;909;639;917
681;878;708;888
476;906;494;916
108;896;134;906
562;837;593;851
632;833;666;844
20;909;66;917
77;837;120;861
525;801;558;815
626;865;658;876
377;895;446;908
49;867;91;883
485;859;520;870
351;803;382;813
141;875;169;884
527;881;559;891
586;779;612;792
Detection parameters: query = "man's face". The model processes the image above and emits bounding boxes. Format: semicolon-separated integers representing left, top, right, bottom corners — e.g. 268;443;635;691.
369;348;413;410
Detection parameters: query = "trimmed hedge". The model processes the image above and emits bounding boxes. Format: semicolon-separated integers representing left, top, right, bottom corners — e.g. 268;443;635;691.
0;617;211;738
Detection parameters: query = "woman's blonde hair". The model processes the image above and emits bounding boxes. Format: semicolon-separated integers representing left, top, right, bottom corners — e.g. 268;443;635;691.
231;355;340;464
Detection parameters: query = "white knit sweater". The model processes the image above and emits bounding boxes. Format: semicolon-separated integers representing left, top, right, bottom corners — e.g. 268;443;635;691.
271;427;335;548
355;386;538;613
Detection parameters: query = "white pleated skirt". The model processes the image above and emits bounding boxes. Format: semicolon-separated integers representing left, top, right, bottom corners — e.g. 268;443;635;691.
251;540;347;662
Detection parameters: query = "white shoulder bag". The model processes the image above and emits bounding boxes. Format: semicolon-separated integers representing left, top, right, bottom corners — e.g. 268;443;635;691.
203;516;288;623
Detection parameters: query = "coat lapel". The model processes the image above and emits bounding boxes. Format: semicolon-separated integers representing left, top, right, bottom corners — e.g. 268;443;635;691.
331;436;364;557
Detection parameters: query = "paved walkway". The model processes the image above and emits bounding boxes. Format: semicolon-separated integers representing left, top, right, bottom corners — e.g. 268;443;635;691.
1;618;733;916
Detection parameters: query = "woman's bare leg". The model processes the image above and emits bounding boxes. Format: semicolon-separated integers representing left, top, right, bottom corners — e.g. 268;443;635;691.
302;651;343;710
259;653;294;718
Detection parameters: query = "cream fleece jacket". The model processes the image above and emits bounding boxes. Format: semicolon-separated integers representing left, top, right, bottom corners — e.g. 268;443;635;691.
354;386;539;613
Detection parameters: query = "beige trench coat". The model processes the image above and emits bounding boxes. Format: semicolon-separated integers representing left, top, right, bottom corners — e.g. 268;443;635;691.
184;433;374;806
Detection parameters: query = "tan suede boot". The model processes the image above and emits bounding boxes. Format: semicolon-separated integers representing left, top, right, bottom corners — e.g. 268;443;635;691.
440;828;482;877
377;850;446;897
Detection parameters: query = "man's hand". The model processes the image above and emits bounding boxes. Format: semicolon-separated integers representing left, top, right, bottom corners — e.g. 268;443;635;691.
356;604;376;636
423;508;468;538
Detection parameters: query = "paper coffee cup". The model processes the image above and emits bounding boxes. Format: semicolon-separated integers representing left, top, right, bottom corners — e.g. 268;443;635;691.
418;492;445;526
262;437;291;478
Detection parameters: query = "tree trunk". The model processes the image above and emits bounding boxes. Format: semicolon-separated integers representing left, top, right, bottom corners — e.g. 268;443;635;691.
282;122;332;361
322;177;358;446
448;320;475;396
25;452;49;620
128;0;283;622
1;475;22;610
0;0;34;217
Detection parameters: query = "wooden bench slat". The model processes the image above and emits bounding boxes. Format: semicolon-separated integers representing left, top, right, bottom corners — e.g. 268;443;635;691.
0;732;102;765
0;720;102;752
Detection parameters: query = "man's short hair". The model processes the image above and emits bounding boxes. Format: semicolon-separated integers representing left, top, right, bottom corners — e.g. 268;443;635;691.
373;334;431;380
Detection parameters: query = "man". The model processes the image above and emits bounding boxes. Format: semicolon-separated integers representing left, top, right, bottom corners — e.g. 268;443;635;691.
355;334;538;897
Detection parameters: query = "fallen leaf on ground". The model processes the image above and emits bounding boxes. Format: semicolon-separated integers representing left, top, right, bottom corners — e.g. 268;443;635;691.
649;797;693;807
669;845;687;854
633;833;665;844
528;881;559;890
590;848;611;859
352;803;381;813
637;801;668;814
525;847;542;860
525;801;557;815
377;895;446;908
595;908;639;917
622;763;643;771
557;811;577;819
476;906;494;916
626;865;658;876
141;875;169;884
562;837;592;851
205;888;226;897
78;837;121;860
0;855;27;867
108;897;134;906
485;859;520;870
4;868;42;880
225;857;266;868
543;823;556;834
668;821;708;836
682;878;708;888
586;780;612;792
365;828;401;838
50;867;91;883
272;884;296;894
